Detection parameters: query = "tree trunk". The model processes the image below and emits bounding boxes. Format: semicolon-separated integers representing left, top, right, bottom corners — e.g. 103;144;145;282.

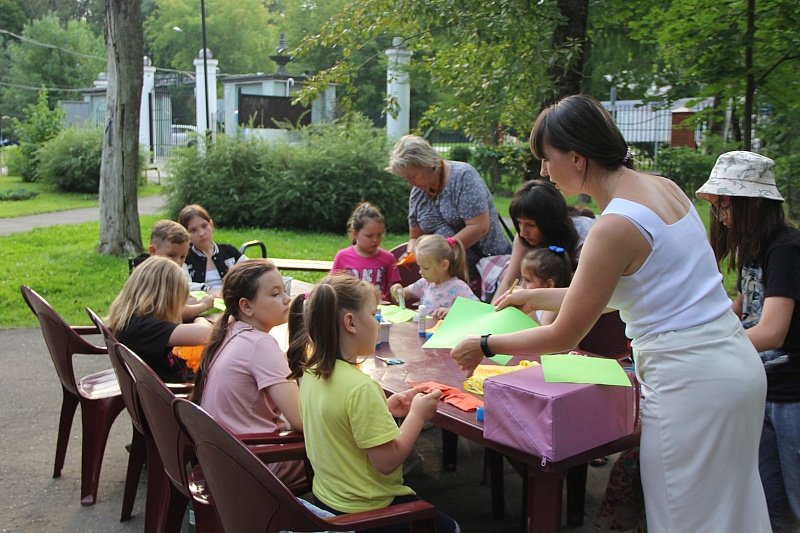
742;0;754;151
545;0;590;105
98;0;144;256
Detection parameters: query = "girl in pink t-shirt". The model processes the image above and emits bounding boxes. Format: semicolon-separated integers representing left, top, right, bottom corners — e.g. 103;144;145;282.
192;259;306;493
330;202;400;301
390;234;478;319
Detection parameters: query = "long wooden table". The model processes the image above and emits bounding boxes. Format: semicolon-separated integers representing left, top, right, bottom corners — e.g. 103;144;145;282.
360;321;641;533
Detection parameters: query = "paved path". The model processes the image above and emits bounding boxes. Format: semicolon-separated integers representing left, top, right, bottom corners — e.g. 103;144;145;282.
0;195;166;236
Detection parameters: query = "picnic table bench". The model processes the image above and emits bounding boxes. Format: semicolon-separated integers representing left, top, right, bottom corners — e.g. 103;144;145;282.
270;258;333;273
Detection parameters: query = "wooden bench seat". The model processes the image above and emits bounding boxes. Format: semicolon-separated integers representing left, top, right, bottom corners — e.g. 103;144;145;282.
270;258;333;273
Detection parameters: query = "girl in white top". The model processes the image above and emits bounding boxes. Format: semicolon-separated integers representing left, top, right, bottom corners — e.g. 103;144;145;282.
452;95;770;532
390;234;478;320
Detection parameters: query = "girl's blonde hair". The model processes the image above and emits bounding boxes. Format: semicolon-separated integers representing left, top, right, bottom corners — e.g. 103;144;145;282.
192;259;279;403
107;256;187;333
415;234;469;283
286;274;377;380
521;247;573;289
347;202;385;245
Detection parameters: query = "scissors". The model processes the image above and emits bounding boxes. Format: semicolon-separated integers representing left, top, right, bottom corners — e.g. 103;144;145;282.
375;356;404;365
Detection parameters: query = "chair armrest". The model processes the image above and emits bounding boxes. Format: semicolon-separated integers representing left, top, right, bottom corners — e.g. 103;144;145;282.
248;441;307;462
239;240;267;258
238;430;304;444
326;500;436;529
71;325;107;354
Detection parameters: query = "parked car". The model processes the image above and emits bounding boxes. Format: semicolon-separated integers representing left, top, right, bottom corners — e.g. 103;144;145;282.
171;124;197;147
0;138;19;147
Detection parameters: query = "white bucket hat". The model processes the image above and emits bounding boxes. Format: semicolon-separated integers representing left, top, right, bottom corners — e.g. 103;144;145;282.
696;151;783;202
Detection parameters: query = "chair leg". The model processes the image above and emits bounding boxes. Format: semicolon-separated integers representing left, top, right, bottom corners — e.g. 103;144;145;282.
441;430;458;472
144;437;170;533
53;387;79;478
78;395;125;505
566;463;588;527
120;427;146;521
164;484;189;533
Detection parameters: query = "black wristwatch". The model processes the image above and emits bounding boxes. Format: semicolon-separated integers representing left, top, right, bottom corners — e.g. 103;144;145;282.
480;333;494;358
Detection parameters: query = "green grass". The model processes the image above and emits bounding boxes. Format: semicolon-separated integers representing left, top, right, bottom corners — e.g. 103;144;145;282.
4;214;407;328
0;174;162;218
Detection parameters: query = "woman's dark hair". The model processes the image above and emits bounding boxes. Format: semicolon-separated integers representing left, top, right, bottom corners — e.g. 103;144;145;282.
192;259;277;403
347;202;385;245
509;180;579;263
709;196;786;272
285;274;376;381
530;94;635;174
521;247;573;289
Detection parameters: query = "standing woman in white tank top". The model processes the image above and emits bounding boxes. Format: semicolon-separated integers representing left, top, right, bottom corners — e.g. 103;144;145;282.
452;95;771;532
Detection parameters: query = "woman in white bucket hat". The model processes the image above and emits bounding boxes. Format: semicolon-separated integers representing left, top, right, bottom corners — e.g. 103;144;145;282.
697;151;800;532
453;95;771;532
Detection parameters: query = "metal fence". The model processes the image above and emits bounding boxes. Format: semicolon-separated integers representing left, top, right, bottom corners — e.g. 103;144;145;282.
370;98;715;171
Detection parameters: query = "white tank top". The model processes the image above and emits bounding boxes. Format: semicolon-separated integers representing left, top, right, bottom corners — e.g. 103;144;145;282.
603;198;730;339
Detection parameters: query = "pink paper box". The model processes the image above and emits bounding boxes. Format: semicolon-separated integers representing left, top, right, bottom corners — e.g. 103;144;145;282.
483;365;636;463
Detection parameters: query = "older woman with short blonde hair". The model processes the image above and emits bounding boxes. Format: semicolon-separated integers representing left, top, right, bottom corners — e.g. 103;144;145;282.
388;135;511;290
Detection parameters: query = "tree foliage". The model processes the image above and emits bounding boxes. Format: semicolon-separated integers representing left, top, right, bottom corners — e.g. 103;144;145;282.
144;0;278;74
293;0;591;139
0;14;105;118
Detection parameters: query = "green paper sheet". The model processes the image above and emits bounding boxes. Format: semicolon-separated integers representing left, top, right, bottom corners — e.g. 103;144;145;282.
190;290;208;300
190;291;225;314
377;304;417;323
540;354;632;387
422;297;537;349
489;354;514;366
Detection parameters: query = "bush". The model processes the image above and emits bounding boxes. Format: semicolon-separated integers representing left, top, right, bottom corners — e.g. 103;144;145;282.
166;116;411;233
472;143;538;194
656;146;718;196
4;145;27;177
12;88;64;182
448;145;472;163
36;127;104;193
0;188;38;201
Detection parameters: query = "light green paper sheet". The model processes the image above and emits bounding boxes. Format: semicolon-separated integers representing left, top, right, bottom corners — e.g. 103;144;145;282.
189;291;225;314
540;354;632;387
422;297;537;349
489;354;514;366
377;304;417;323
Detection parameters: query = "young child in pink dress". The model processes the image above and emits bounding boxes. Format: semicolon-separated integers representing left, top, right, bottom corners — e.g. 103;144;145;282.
391;234;478;320
330;202;400;301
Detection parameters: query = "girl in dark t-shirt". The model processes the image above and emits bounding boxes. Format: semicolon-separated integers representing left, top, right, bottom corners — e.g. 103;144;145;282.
698;151;800;531
107;256;212;382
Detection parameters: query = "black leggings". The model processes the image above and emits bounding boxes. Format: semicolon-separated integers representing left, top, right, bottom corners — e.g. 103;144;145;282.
313;494;460;533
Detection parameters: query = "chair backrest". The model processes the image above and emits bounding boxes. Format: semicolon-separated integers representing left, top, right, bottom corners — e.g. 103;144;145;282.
578;311;630;359
86;308;147;435
21;285;104;396
118;345;191;496
389;242;422;288
174;398;329;533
